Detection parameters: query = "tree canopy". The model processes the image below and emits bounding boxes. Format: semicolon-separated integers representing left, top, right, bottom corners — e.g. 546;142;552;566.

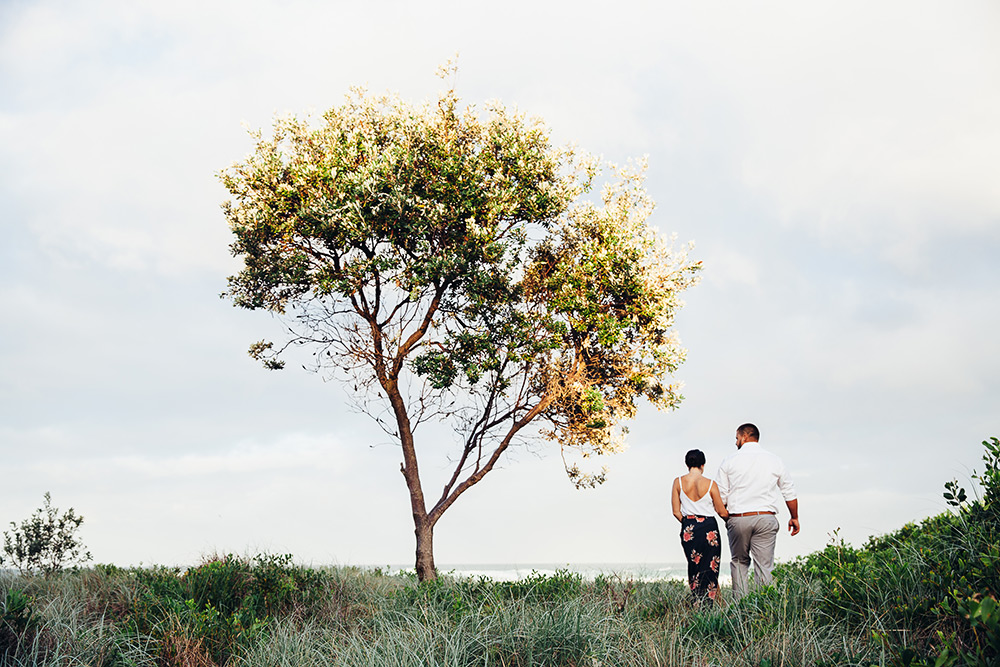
220;80;701;580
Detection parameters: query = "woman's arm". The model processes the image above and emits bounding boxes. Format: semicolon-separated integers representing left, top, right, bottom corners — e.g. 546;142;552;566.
710;482;729;520
671;477;683;522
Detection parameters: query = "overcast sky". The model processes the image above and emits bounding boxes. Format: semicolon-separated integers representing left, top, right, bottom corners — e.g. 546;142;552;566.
2;0;998;571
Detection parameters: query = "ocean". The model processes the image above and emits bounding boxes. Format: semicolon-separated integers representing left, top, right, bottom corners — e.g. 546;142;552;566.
371;562;715;583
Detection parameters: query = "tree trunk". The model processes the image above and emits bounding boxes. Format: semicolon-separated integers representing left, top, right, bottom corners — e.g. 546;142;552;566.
414;517;436;582
383;377;437;582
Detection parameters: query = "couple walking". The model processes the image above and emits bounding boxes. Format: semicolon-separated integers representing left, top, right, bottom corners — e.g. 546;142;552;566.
670;423;799;605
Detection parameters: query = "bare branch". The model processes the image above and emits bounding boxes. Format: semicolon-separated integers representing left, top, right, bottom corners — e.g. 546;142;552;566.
429;394;552;526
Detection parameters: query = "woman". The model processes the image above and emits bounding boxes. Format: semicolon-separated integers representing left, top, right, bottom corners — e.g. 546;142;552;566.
671;448;728;605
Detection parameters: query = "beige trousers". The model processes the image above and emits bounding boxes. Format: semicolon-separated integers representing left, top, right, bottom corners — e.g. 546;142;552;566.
725;514;780;601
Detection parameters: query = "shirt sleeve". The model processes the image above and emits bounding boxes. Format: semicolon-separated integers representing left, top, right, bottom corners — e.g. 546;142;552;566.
716;459;731;504
776;459;797;501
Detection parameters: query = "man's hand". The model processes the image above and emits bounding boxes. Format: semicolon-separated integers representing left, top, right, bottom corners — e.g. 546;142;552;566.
786;498;799;535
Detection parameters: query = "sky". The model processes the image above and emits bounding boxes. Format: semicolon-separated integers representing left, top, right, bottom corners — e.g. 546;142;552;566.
1;0;998;571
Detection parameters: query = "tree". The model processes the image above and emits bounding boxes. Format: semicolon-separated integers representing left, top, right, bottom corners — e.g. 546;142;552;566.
3;492;92;576
220;75;701;581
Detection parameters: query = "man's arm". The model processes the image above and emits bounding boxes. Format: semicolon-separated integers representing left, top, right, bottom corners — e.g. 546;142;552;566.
716;460;730;505
785;498;799;535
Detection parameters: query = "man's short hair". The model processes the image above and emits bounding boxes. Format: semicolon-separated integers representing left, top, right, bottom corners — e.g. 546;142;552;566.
685;449;706;468
737;423;760;441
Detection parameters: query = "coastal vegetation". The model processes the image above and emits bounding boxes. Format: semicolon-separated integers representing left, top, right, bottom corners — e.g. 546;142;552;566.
1;437;996;666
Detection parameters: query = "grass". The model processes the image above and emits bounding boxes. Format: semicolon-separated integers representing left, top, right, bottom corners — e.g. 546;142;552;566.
0;558;878;666
0;546;986;667
1;437;996;666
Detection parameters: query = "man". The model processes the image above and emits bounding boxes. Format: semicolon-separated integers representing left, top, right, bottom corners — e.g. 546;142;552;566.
716;423;799;601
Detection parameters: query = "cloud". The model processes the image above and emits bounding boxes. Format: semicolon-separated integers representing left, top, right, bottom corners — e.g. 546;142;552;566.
110;433;347;477
705;4;1000;255
702;247;761;291
1;0;997;568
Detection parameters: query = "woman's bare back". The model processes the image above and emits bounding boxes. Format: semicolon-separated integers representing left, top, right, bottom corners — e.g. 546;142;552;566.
680;472;714;502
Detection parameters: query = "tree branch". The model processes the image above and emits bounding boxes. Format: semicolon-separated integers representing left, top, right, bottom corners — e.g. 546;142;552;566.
429;393;551;526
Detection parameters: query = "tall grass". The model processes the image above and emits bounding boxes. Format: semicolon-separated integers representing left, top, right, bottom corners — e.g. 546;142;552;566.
1;560;879;666
3;437;995;666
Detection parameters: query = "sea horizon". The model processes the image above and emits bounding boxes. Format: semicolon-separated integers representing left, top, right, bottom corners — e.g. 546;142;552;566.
366;562;709;583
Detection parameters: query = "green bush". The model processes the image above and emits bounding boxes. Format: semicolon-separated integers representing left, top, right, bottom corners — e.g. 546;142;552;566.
781;437;1000;666
2;492;92;577
113;553;339;665
0;589;36;657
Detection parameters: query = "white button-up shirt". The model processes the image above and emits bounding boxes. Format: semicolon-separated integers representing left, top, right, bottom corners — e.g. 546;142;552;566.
716;442;797;514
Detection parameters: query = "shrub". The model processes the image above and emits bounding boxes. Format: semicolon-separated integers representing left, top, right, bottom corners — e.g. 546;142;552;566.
0;589;36;657
111;553;343;665
2;492;92;577
780;436;1000;666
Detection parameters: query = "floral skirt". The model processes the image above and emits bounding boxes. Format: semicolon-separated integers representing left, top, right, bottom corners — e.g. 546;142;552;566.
680;515;722;604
